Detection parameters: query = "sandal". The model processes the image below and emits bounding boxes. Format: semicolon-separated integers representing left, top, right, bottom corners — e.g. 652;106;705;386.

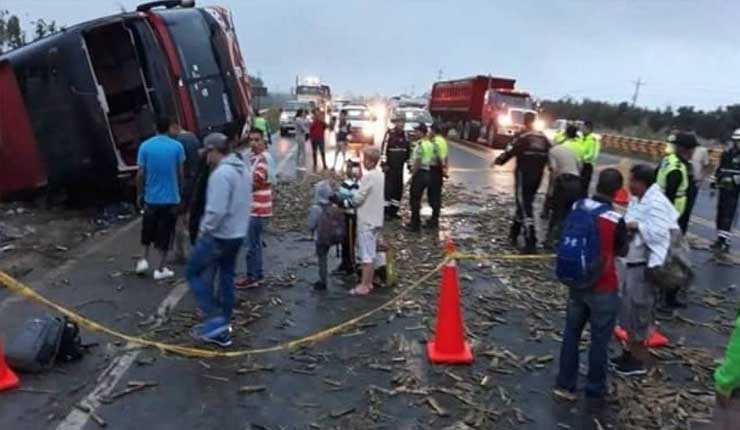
349;285;373;296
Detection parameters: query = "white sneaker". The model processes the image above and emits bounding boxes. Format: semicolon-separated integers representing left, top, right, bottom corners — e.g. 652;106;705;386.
153;267;175;281
135;259;150;275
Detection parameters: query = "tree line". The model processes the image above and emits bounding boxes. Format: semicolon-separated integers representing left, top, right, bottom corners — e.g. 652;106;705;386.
541;98;740;143
0;10;64;54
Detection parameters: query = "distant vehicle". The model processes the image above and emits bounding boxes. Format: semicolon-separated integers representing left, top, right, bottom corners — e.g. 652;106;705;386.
0;0;252;197
295;76;331;112
344;104;377;144
392;107;434;140
429;75;539;147
545;119;585;141
279;100;311;136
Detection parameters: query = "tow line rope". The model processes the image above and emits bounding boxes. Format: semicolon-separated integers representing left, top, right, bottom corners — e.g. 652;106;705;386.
0;253;553;359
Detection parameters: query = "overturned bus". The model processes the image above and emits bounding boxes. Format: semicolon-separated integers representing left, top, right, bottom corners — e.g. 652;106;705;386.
0;1;252;198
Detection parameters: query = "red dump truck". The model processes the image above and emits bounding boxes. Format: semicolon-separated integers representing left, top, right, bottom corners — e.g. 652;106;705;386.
429;75;538;147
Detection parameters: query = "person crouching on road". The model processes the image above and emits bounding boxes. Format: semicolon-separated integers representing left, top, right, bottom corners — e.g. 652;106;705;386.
135;117;186;280
237;128;273;289
545;130;582;249
711;129;740;254
349;147;385;295
556;168;628;403
306;180;335;290
493;112;551;254
612;164;679;376
406;124;435;232
334;158;361;275
187;133;251;347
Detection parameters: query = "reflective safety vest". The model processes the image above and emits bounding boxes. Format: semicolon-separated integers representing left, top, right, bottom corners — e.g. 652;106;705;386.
432;135;448;166
553;130;567;145
254;117;268;135
656;153;689;216
581;133;601;164
413;138;435;170
562;138;587;163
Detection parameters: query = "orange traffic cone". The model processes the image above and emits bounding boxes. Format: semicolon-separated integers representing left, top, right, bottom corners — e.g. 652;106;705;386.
614;325;669;348
0;339;19;392
614;188;630;206
427;239;473;364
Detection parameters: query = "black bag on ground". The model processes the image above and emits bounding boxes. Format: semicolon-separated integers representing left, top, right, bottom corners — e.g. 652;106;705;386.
5;315;65;373
57;318;84;363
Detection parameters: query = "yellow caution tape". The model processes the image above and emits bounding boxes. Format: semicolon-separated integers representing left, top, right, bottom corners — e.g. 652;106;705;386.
0;251;550;359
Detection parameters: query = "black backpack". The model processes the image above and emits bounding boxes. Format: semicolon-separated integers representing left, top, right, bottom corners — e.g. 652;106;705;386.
6;315;84;373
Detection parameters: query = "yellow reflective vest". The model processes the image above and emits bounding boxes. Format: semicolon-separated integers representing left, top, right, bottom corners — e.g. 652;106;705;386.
656;153;689;215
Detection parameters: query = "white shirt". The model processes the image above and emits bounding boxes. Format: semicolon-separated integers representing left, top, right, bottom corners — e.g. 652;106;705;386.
549;144;581;177
690;146;710;183
353;167;385;232
624;184;679;267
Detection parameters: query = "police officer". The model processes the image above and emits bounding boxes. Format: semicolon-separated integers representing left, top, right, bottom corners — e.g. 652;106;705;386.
656;131;696;312
382;116;411;220
406;124;435;232
711;129;740;253
493;112;551;254
428;124;449;229
657;132;696;229
579;120;600;196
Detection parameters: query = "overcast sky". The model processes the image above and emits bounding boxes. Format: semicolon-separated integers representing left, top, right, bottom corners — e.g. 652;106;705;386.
4;0;740;110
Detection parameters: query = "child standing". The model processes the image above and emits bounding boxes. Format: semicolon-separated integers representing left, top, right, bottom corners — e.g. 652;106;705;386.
307;180;336;290
335;158;361;275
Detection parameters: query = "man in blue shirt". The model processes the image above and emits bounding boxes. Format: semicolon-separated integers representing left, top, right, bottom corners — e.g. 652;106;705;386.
136;117;185;280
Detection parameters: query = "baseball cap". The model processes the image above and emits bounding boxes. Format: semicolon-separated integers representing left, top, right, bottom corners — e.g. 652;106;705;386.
669;132;698;149
203;133;230;152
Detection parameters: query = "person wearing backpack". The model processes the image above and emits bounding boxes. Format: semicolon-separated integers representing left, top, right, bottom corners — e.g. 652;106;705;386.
555;168;628;403
307;180;345;290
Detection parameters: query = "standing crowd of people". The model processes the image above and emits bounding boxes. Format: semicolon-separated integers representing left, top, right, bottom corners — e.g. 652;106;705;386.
493;114;740;418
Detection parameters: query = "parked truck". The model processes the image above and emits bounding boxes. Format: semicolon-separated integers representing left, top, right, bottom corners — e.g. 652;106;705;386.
429;75;538;147
0;0;252;198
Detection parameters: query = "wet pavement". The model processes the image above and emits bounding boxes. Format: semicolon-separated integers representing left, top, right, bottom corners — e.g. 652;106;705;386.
0;132;738;430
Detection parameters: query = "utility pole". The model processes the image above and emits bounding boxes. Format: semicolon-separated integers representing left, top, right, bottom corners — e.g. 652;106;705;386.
631;77;645;107
437;68;444;81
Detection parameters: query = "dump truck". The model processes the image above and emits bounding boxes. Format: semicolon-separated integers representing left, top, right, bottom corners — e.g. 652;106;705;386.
429;75;538;147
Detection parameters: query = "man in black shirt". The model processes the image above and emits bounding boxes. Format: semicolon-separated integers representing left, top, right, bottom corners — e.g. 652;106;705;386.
493;112;551;254
381;116;411;220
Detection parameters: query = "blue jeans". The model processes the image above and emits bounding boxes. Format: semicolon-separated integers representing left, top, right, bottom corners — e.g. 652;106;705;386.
246;216;267;280
187;236;243;323
556;289;620;398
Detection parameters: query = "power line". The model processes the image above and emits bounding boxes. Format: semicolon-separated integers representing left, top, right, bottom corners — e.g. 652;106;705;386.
631;77;645;107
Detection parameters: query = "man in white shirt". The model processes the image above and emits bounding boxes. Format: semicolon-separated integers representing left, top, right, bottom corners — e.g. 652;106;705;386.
350;147;385;296
613;164;679;377
545;143;582;248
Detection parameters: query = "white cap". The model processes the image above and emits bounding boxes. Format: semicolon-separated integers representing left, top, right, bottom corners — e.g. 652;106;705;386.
731;129;740;141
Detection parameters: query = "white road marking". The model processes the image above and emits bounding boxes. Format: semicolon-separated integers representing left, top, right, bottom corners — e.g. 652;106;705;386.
55;281;190;430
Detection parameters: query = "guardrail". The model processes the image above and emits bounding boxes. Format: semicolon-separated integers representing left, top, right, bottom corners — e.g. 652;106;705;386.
601;134;721;167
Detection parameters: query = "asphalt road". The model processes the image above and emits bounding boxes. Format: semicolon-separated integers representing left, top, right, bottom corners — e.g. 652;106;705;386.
0;132;737;430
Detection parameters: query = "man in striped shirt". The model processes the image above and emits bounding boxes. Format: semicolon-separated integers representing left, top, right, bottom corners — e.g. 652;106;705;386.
238;128;273;288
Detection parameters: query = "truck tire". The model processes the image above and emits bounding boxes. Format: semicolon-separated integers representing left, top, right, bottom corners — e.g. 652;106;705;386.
469;125;480;143
486;123;496;146
462;122;471;141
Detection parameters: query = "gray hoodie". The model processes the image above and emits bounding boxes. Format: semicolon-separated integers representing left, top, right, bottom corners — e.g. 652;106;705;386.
199;153;252;239
306;180;333;235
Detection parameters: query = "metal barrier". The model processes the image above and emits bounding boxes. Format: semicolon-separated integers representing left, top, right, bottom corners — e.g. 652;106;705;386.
601;134;721;167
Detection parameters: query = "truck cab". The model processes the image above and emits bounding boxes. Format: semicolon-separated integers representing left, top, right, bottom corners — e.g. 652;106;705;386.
481;89;538;146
